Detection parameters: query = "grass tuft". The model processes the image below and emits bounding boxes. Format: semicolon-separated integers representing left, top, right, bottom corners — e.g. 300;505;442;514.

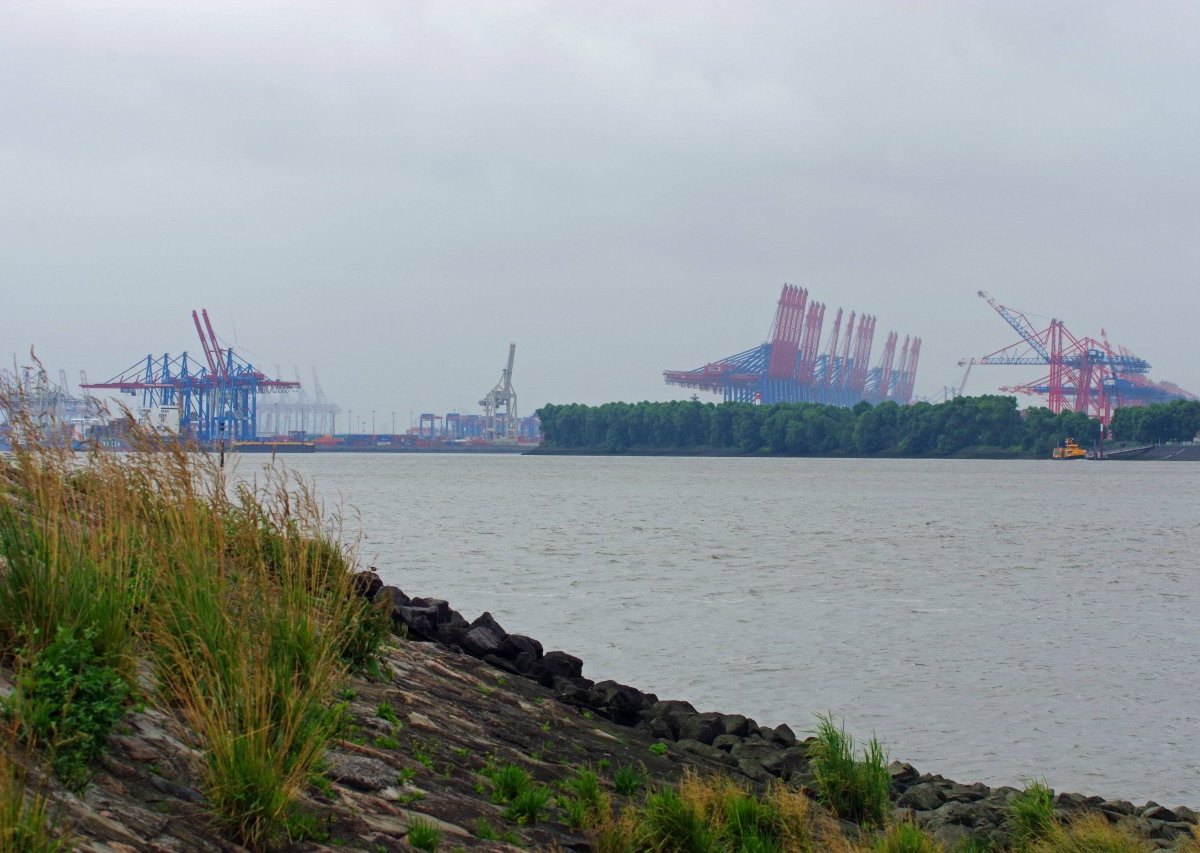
809;712;891;828
406;816;441;851
1007;780;1056;851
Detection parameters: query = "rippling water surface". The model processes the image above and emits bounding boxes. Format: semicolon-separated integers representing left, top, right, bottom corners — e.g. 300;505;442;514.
249;453;1200;805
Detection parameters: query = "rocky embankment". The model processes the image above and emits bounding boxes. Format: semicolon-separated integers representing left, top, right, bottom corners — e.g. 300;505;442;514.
22;572;1199;851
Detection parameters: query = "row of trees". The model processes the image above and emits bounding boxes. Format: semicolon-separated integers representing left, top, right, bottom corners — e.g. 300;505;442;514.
1109;399;1200;445
536;396;1105;456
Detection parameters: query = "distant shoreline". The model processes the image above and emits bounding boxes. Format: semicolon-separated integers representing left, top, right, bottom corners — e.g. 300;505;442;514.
526;445;1200;460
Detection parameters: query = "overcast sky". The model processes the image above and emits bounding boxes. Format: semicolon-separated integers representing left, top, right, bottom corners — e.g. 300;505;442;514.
4;1;1199;426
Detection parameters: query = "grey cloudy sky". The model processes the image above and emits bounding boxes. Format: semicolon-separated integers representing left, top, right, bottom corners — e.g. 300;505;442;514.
4;1;1199;424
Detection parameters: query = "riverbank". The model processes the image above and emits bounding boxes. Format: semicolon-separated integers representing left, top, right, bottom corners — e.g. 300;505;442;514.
19;578;1198;850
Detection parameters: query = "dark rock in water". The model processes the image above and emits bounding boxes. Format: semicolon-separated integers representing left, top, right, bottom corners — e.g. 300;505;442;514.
899;782;946;811
513;651;539;674
679;713;726;746
461;626;504;658
1141;803;1178;822
712;734;741;752
435;622;468;646
675;738;737;767
762;723;797;748
640;717;675;741
641;700;697;739
530;650;584;686
718;713;753;738
353;570;383;600
944;782;990;803
471;611;507;639
592;681;656;726
888;761;920;787
392;605;440;640
553;675;596;705
500;633;543;661
379;583;412;609
1098;799;1136;817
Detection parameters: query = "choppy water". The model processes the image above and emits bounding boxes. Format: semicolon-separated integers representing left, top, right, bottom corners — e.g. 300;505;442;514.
243;453;1200;805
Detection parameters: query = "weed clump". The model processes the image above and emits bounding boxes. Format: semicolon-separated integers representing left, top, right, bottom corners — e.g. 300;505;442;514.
0;402;388;849
7;627;130;791
809;713;891;828
1007;780;1056;850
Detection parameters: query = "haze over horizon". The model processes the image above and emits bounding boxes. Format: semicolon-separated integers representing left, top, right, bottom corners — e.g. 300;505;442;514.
4;1;1199;424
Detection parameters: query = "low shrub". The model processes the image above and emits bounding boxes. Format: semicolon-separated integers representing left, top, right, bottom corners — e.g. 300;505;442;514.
9;626;130;791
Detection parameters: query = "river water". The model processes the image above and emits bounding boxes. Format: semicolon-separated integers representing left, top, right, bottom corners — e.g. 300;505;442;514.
242;453;1200;806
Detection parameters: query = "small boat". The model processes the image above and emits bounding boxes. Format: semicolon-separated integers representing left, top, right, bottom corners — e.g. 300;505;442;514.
1051;437;1087;460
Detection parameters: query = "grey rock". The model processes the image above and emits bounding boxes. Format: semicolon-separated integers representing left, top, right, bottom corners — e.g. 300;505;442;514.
898;782;945;812
460;626;503;658
676;738;737;767
499;633;543;661
736;759;773;783
712;734;742;752
718;714;753;737
888;761;919;784
944;782;990;803
326;754;399;792
470;611;507;639
679;713;726;745
766;723;797;748
353;571;384;599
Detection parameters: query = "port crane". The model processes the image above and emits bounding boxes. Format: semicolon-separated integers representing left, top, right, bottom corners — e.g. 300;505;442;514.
958;290;1192;426
480;343;518;441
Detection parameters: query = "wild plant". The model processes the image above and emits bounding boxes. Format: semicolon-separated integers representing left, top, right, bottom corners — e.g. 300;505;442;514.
559;766;608;829
486;763;531;804
1006;780;1056;851
0;721;72;852
809;712;891;828
874;820;943;852
639;786;717;852
8;626;130;791
503;785;552;825
1028;812;1153;853
612;762;647;796
406;816;441;851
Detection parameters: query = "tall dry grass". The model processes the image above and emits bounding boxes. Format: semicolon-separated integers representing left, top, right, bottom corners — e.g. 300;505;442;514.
0;400;377;848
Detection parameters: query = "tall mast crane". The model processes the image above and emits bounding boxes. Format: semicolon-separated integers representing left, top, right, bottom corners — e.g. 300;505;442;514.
480;343;518;441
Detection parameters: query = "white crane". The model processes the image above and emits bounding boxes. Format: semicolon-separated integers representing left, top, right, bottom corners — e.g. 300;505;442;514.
480;343;518;441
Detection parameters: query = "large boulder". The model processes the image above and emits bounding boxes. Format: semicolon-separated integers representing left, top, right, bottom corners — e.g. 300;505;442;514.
591;680;657;726
678;713;727;746
352;571;384;600
529;650;584;687
640;700;698;740
499;634;543;661
470;611;507;639
461;626;504;658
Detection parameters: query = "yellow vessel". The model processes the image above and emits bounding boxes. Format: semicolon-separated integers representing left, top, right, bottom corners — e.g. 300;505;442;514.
1051;437;1088;460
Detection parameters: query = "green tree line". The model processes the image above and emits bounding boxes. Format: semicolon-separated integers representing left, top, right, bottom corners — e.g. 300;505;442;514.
1109;399;1200;444
536;396;1104;456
